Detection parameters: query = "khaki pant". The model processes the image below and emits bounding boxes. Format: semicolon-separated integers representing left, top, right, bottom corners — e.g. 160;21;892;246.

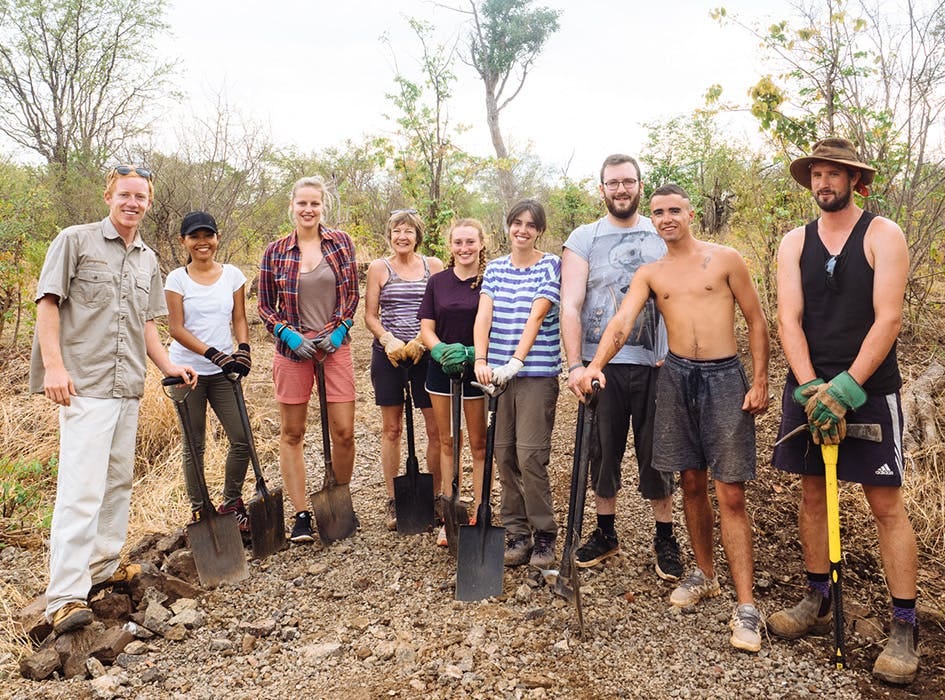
493;376;559;537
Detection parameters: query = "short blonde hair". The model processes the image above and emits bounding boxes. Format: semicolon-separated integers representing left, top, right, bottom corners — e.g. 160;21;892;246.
105;165;154;201
386;209;425;250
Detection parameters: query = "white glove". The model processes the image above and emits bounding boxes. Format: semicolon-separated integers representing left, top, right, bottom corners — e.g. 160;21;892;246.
491;357;524;386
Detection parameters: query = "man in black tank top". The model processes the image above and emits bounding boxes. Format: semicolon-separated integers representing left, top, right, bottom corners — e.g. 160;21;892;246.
769;138;918;684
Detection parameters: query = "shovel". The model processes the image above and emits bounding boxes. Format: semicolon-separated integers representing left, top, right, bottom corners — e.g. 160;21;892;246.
229;375;286;559
774;422;882;446
442;373;468;555
455;382;506;601
162;377;249;587
553;382;599;637
823;443;847;669
310;355;358;544
394;365;434;534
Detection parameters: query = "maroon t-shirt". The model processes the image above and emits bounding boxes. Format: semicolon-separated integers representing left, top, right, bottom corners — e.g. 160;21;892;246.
417;268;479;345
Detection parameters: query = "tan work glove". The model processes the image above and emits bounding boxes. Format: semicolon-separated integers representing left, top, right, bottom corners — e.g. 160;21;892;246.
379;331;406;366
402;334;426;364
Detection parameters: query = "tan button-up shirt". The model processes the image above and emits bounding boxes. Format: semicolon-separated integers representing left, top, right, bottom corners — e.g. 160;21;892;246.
29;217;167;399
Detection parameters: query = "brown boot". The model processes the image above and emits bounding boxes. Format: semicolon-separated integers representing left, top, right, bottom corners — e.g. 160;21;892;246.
767;588;831;640
872;618;919;685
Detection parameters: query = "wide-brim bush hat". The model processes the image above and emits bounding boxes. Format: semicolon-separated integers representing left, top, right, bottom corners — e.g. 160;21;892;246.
789;137;876;190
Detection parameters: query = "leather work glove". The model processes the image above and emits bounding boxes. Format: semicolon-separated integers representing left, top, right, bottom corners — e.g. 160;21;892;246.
431;342;465;367
317;319;353;353
274;323;317;360
203;347;241;375
402;335;426;364
804;371;867;445
379;331;406;366
491;357;524;386
231;343;252;377
792;378;824;406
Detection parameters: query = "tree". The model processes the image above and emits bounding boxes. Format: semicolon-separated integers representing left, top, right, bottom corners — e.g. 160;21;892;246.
0;0;176;169
461;0;560;207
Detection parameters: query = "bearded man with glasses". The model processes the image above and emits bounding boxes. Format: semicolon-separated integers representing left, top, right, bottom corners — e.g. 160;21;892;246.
560;154;681;581
771;138;919;684
30;165;196;634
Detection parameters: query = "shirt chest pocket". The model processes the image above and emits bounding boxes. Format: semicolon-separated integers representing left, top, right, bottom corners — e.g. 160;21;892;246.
71;267;116;308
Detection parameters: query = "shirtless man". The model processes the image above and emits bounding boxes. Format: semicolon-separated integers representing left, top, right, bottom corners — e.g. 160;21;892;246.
581;183;769;652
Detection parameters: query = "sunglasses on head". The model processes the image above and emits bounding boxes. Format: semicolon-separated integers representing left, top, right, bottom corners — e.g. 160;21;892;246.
110;165;152;180
390;208;417;216
825;254;840;292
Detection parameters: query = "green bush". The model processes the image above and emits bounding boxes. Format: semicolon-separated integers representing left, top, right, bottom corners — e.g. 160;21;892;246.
0;456;57;531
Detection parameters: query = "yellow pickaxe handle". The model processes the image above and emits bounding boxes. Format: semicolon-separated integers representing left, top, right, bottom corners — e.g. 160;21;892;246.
822;444;846;669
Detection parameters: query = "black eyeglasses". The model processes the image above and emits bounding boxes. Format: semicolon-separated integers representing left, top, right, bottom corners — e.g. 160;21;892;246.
825;254;840;291
602;178;638;191
110;165;152;180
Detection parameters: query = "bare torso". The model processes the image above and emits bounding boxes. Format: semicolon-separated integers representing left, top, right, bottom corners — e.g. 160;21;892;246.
645;240;738;360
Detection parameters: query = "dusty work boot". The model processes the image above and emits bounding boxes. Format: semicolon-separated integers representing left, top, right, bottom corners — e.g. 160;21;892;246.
669;567;721;608
529;531;556;569
767;588;832;639
51;601;93;635
872;618;919;685
504;534;532;567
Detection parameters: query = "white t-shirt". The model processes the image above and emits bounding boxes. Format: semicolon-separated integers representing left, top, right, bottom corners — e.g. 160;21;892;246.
563;216;668;366
165;264;247;375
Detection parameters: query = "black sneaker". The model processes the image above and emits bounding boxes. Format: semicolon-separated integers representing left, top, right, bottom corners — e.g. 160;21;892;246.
290;511;315;543
654;534;683;581
575;528;619;568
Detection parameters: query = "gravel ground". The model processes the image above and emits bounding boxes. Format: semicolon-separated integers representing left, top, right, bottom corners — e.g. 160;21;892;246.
2;321;943;699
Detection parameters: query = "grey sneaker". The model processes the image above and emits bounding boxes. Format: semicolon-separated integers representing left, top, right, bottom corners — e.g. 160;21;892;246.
669;567;721;608
730;603;763;652
872;618;919;685
767;588;831;639
504;534;532;567
654;534;683;581
529;531;556;569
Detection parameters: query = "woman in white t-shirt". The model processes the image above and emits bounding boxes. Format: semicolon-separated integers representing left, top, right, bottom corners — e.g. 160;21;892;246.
165;211;252;534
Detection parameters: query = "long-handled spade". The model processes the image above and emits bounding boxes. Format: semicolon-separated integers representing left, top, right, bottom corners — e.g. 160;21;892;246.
394;365;434;534
162;377;249;587
229;375;286;559
443;373;469;555
455;382;506;601
823;443;846;669
310;355;358;544
553;382;599;637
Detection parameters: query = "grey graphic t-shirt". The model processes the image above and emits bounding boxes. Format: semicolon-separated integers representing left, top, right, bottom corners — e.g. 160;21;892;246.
564;216;667;366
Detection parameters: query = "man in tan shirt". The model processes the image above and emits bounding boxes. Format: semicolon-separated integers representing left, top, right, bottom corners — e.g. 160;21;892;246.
30;166;195;633
581;183;769;652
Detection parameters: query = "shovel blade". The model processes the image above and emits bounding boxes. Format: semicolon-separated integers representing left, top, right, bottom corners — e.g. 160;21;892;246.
394;468;434;535
310;482;357;545
186;514;249;588
247;486;287;560
455;522;505;601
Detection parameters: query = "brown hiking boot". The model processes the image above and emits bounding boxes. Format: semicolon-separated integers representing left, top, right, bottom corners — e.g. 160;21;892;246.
767;589;832;640
872;618;919;685
51;601;93;634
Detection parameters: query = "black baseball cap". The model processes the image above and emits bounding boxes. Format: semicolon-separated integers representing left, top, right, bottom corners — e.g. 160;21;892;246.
180;211;218;236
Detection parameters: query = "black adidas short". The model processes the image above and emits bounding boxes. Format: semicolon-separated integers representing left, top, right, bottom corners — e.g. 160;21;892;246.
773;380;905;486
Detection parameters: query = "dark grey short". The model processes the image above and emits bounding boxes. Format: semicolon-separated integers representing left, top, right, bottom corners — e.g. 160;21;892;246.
652;352;756;483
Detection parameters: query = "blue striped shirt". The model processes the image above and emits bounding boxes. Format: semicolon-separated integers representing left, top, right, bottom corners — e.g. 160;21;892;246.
481;253;561;377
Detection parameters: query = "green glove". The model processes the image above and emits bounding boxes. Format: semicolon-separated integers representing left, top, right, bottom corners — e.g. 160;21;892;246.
432;342;465;366
442;360;466;377
463;346;476;363
431;342;449;364
792;378;824;406
805;371;867;434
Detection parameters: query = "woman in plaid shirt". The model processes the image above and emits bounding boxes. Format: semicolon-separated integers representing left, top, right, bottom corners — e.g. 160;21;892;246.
258;176;359;543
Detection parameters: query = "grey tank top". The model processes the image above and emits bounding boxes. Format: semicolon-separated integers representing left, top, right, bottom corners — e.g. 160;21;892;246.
376;256;430;344
298;259;336;332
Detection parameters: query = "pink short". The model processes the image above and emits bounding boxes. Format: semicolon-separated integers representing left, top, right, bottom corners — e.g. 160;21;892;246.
272;344;355;404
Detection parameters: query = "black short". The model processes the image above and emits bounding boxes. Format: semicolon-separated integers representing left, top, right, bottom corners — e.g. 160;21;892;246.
424;359;484;399
370;345;433;408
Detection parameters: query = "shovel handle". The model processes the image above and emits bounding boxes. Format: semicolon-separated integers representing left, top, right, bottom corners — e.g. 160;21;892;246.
163;377;216;516
402;365;418;474
822;444;846;669
314;356;336;488
229;376;270;499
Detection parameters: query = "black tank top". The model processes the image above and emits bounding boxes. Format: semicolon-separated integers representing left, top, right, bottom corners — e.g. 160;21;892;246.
789;211;901;394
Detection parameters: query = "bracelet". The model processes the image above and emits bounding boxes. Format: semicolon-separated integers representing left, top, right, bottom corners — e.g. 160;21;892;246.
568;362;584;372
512;356;525;363
475;357;487;363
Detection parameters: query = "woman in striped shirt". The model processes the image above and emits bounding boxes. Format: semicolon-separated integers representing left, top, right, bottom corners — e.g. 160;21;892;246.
473;199;561;570
364;209;443;530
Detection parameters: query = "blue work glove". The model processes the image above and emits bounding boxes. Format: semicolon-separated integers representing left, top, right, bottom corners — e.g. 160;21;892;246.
274;323;317;360
317;319;353;353
804;371;867;445
792;378;824;406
